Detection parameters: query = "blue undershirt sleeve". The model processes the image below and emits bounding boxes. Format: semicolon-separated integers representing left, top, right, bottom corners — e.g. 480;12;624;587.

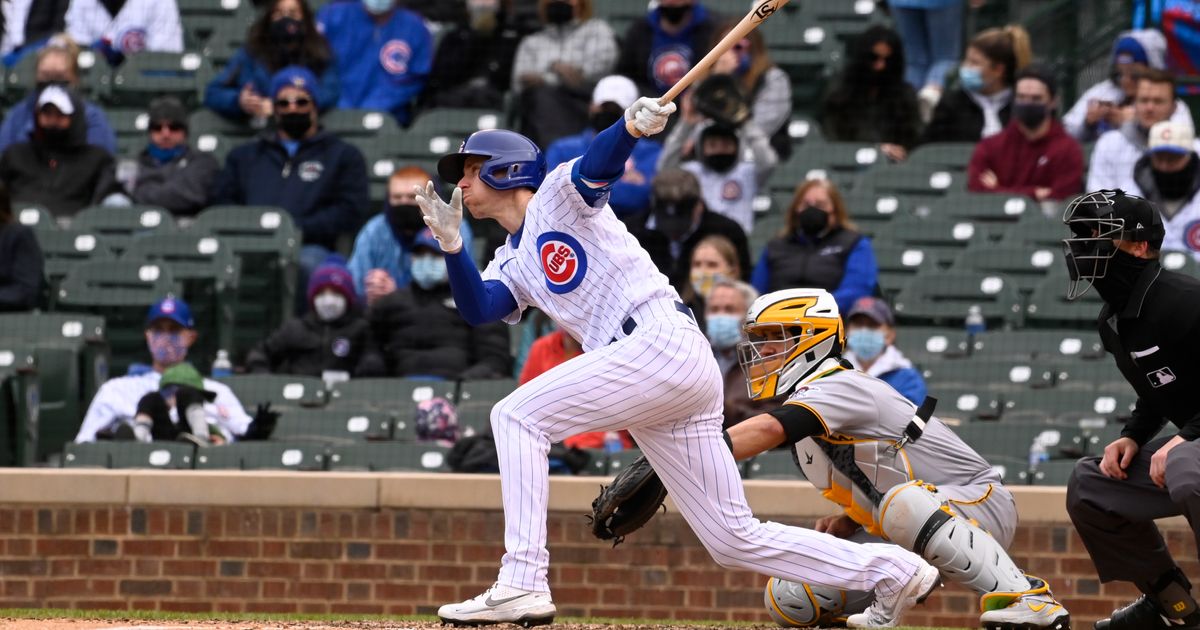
572;119;639;209
444;248;519;326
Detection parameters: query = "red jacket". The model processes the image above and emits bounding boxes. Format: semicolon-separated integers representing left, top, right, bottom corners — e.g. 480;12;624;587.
967;119;1084;201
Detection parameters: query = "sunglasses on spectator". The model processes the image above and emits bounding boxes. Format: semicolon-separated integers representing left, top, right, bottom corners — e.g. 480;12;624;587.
275;97;312;109
150;122;185;133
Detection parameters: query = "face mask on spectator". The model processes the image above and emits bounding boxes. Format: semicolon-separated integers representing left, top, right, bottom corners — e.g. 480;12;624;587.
362;0;393;15
1013;102;1048;129
39;125;71;148
148;332;188;366
701;152;737;174
385;203;425;243
545;0;574;25
796;205;829;238
705;314;742;351
1153;155;1198;200
313;291;347;322
411;255;448;289
659;4;690;25
959;65;984;92
278;111;312;138
270;16;304;45
847;328;886;361
690;270;723;299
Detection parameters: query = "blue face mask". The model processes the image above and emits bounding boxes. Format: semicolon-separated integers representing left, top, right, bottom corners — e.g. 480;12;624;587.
705;314;743;351
411;255;448;289
959;65;985;92
146;143;186;164
847;328;886;361
362;0;393;14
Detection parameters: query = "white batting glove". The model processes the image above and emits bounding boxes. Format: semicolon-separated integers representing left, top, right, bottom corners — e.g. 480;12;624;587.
413;181;463;253
624;97;677;137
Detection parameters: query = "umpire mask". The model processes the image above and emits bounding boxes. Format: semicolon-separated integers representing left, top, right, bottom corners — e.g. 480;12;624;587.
1061;189;1162;301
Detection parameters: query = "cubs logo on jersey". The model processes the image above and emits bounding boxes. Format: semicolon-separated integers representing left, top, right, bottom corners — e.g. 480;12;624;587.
1184;220;1200;251
380;40;413;75
116;28;147;54
536;231;588;294
650;45;691;92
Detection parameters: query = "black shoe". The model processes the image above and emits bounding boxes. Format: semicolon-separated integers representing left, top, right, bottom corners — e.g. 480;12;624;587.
1095;596;1200;629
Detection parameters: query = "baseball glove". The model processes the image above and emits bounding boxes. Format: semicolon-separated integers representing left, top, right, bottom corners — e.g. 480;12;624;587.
692;73;751;129
588;455;668;547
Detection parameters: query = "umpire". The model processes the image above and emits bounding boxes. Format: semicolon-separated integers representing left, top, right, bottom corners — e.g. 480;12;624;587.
1063;189;1200;630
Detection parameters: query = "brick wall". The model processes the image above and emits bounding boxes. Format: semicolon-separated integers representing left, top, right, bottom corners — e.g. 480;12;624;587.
1;500;1196;627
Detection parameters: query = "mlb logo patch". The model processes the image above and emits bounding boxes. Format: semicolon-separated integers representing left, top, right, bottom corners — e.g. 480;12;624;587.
1147;367;1177;388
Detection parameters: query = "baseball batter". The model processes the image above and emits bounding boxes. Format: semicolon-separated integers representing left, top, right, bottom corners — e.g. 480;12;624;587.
417;99;939;627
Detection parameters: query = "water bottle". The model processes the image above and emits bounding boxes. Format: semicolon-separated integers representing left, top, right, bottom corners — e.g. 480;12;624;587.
211;350;233;379
1027;435;1048;471
604;431;624;453
965;304;986;342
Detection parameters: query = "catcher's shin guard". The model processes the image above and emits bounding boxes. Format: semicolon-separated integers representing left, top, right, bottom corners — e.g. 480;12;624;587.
764;577;853;627
877;481;1028;602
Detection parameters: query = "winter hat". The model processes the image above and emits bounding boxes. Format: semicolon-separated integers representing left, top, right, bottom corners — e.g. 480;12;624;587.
159;363;217;401
306;255;356;308
147;96;188;129
270;65;318;100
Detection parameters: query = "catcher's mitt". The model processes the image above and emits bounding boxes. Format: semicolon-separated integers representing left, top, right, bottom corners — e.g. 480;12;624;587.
588;455;668;547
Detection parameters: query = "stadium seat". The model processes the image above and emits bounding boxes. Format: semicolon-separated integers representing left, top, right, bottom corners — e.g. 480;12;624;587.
327;378;457;437
188;109;260;140
886;215;993;266
770;38;839;112
953;421;1067;462
999;215;1070;249
857;162;965;201
1028;458;1080;486
61;441;111;468
1044;359;1128;392
409;108;504;138
841;191;914;229
36;230;117;297
931;192;1040;223
1159;250;1200;276
579;449;609;476
194;441;328;470
326;441;450;472
321;109;402;139
269;408;393;443
1024;272;1103;329
217;374;326;410
743;449;803;480
0;311;110;404
925;385;1003;423
966;328;1105;361
72;205;177;254
1000;389;1116;423
105;441;197;469
873;244;928;299
892;271;1023;328
949;244;1057;293
14;201;54;231
0;347;39;466
606;448;644;475
921;357;1054;392
104;108;152;158
907;142;977;173
186;14;251;67
457;379;518;436
104;52;212;108
4;47;101;103
892;326;970;364
981;454;1034;485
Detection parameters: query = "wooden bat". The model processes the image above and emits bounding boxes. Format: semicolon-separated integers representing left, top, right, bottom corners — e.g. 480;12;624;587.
626;0;791;137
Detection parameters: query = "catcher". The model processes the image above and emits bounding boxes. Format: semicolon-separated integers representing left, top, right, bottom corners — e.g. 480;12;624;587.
591;288;1071;629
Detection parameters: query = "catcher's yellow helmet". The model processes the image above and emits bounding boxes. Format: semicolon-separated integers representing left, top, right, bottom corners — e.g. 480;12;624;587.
738;288;844;400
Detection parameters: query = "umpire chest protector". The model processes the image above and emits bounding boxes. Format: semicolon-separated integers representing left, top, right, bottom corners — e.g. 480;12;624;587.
764;228;862;293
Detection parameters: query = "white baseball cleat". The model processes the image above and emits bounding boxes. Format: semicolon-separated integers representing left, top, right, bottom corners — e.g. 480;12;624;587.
437;582;556;627
846;561;941;628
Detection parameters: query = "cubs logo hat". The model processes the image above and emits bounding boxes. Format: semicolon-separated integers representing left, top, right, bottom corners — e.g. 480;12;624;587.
146;296;195;329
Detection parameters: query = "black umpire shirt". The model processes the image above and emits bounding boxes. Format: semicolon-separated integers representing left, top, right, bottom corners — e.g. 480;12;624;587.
1097;260;1200;445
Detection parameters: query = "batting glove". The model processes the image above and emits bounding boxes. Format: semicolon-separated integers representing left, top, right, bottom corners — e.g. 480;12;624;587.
414;181;464;253
625;97;677;137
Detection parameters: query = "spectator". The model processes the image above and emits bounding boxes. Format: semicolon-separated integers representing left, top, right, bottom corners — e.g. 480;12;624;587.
660;95;778;233
616;0;717;98
211;66;369;303
678;233;741;335
545;75;661;221
1128;120;1200;259
124;97;219;216
422;0;524;109
1063;30;1193;143
65;0;183;65
1087;68;1192;192
635;168;749;292
511;0;618;147
0;39;117;155
922;25;1032;144
822;25;921;162
368;228;511;379
706;19;792;159
752;179;878;313
703;278;774;428
74;296;258;443
889;0;963;119
0;85;124;216
0;182;44;312
843;296;927;405
316;0;432;125
967;65;1084;203
0;1;70;64
347;166;475;304
246;257;384;377
204;0;339;123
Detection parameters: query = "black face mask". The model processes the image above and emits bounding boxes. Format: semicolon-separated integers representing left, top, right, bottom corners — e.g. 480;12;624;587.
796;205;829;238
278;111;312;138
545;0;574;25
1013;102;1049;129
659;4;691;25
270;17;304;46
702;152;737;174
39;126;71;148
385;202;425;243
1092;248;1151;306
589;104;624;133
1153;155;1198;200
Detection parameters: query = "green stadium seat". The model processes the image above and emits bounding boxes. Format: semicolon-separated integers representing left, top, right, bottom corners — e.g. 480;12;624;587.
0;348;39;466
579;449;609;476
1159;250;1200;276
606;448;644;475
409;108;504;138
841;191;915;229
893;326;970;364
892;271;1023;328
456;379;517;436
1029;458;1080;486
36;230;117;298
966;329;1105;361
217;374;326;410
326;441;450;472
72;205;177;253
1044;359;1128;392
857;162;966;201
4;47;101;103
744;449;803;480
873;244;928;298
186;14;251;66
105;441;197;469
14;201;55;231
104;52;212;108
785;116;824;150
907;142;977;173
772;46;838;113
0;311;110;403
980;454;1033;485
768;142;879;195
999;215;1070;249
322;109;402;138
194;441;328;470
327;378;457;437
887;216;992;266
61;441;111;468
931;192;1040;223
921;357;1054;392
189;108;260;139
1024;273;1103;329
269;408;393;443
999;389;1115;423
925;385;1002;422
949;244;1057;293
952;420;1066;461
1057;421;1122;459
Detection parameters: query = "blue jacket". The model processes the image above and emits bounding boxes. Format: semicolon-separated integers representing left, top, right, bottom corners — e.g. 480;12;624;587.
0;94;117;155
751;236;879;314
347;213;474;298
316;3;432;125
211;130;368;249
545;129;661;218
879;367;927;406
203;47;340;120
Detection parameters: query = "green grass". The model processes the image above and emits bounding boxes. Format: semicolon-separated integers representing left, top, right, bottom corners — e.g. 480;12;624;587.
0;608;965;629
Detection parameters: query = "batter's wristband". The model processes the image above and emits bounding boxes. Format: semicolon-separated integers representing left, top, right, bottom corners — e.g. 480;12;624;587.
721;430;733;453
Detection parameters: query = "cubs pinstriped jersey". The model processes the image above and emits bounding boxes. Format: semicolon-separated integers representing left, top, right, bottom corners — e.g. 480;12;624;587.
74;371;252;443
480;159;680;352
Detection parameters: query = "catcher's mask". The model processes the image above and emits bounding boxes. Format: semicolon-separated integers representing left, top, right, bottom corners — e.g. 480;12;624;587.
737;288;843;400
1061;189;1163;300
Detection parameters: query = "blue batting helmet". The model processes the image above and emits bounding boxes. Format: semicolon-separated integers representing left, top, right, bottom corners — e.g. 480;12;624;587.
437;129;546;191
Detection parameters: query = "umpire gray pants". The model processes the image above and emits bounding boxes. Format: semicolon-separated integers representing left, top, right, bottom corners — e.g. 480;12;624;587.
1066;436;1200;590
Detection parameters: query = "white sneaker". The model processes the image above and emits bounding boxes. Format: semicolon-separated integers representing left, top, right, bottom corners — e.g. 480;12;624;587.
437;582;556;627
846;561;941;628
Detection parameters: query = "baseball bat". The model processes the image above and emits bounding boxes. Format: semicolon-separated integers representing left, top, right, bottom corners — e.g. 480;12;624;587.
626;0;791;137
